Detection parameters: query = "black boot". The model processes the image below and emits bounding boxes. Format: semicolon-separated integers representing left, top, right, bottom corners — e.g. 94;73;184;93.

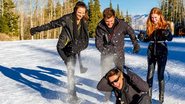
80;65;88;73
159;80;164;103
148;87;152;104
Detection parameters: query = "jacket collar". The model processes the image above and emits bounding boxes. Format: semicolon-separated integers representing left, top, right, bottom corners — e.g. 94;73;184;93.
98;17;120;32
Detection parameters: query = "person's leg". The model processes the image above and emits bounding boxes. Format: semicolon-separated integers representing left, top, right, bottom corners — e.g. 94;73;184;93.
147;56;156;103
114;54;125;71
159;80;164;103
157;55;167;103
101;54;114;102
78;52;87;73
66;54;77;99
101;55;114;76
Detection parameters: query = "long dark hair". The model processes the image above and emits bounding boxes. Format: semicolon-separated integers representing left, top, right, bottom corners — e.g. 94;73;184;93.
73;1;89;21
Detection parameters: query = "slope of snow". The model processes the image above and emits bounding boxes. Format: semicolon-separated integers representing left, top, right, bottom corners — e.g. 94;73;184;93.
132;14;148;30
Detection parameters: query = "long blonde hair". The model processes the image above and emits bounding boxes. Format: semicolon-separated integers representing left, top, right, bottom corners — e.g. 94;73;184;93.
146;7;168;36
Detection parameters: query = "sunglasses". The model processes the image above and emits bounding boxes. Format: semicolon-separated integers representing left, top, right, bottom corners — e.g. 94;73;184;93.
109;75;120;85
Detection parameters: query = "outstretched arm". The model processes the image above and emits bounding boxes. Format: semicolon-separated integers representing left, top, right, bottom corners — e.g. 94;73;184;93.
30;17;66;35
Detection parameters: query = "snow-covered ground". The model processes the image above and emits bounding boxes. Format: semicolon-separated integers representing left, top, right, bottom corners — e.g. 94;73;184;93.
0;37;185;104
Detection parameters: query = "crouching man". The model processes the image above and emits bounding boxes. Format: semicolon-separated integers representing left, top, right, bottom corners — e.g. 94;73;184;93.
97;67;150;104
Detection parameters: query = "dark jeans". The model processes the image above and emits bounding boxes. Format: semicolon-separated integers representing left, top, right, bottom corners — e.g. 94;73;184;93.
147;47;167;103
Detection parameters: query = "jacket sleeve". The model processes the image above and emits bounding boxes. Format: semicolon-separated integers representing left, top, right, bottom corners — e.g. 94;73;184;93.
95;27;114;54
127;70;149;92
97;77;113;92
162;29;173;41
125;23;139;45
138;31;150;42
33;17;66;32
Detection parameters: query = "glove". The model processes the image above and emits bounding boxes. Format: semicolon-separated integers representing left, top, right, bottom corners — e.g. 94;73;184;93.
138;31;145;41
161;29;173;41
133;43;140;54
30;27;37;36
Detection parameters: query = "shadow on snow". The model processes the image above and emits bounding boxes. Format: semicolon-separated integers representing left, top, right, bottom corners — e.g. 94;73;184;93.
0;65;102;103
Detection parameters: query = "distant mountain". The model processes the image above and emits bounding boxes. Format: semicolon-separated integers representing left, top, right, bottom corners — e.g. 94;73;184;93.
131;14;148;30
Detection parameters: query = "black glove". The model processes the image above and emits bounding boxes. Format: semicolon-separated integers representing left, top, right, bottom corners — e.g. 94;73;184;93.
161;29;173;41
133;43;140;54
138;31;146;41
30;27;37;36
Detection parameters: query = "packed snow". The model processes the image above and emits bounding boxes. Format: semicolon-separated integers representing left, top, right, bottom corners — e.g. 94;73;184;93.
0;37;185;104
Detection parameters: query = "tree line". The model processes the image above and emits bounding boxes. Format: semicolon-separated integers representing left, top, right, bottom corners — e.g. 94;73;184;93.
0;0;184;41
161;0;185;36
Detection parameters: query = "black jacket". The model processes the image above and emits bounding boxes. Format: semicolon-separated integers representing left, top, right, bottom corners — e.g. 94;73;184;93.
95;18;138;58
32;13;89;56
138;29;173;56
97;69;149;104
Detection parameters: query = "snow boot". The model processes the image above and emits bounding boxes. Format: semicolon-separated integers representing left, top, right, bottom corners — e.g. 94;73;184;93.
67;95;79;104
148;87;152;104
159;80;164;103
78;53;88;73
80;65;88;73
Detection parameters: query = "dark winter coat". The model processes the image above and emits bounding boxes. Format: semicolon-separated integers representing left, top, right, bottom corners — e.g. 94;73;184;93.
138;29;173;87
138;29;172;57
97;69;150;104
31;13;89;63
95;18;138;66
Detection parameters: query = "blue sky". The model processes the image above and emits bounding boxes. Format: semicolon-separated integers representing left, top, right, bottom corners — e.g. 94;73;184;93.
83;0;160;15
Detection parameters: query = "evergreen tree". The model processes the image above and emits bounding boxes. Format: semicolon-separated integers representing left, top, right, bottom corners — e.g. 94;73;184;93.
124;11;131;25
0;0;18;36
55;0;63;18
93;0;102;37
94;0;102;19
109;0;113;9
115;4;123;19
160;0;185;35
0;16;9;33
88;0;95;37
